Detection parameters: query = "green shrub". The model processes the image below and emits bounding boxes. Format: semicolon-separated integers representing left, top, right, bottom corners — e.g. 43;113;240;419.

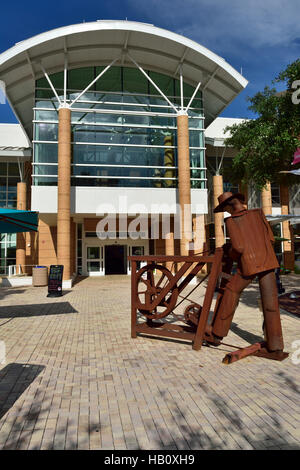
294;265;300;275
280;265;291;275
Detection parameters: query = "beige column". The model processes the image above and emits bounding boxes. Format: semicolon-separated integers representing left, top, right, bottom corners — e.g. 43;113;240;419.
57;107;71;280
177;113;192;256
261;182;272;215
280;184;294;270
164;135;175;187
192;214;206;253
16;182;27;273
165;229;174;272
213;175;224;248
193;214;207;274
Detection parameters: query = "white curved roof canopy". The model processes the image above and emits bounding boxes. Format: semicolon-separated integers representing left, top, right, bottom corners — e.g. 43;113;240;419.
0;20;248;139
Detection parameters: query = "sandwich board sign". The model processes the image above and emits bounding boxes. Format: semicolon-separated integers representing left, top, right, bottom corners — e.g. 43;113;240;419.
47;265;64;297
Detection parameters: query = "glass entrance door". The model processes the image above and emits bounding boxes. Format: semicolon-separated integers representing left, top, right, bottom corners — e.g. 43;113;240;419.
105;245;127;275
86;246;103;275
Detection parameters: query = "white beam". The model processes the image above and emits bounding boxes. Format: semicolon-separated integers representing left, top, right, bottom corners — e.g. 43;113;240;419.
40;64;63;107
122;31;130;66
127;52;178;113
70;56;120;107
217;146;226;174
17;157;24;182
185;81;201;113
63;37;68;106
25;51;35;80
64;54;68;106
173;47;188;77
202;66;219;91
180;65;184;112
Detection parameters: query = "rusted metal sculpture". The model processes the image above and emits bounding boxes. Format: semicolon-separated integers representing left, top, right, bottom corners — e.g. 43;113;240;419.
129;249;223;351
129;191;289;364
205;191;288;362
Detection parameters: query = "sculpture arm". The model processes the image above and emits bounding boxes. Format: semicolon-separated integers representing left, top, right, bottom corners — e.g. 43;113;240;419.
260;209;275;244
225;218;244;254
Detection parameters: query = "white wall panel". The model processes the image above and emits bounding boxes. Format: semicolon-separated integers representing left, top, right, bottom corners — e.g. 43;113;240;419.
31;186;208;214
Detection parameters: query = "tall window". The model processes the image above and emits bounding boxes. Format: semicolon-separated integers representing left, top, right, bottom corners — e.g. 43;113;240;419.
0;162;18;273
0;233;16;275
0;162;18;208
271;183;280;207
294;223;300;266
33;66;206;189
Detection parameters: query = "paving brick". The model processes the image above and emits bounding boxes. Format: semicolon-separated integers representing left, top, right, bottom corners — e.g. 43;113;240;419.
0;274;299;450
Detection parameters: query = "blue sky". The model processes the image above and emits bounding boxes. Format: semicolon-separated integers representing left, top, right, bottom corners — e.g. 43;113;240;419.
0;0;299;123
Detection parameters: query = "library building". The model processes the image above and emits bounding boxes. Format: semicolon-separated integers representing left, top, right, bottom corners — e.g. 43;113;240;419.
0;20;298;286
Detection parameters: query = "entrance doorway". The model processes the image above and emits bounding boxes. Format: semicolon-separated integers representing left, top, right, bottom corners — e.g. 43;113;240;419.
86;246;103;276
105;245;127;275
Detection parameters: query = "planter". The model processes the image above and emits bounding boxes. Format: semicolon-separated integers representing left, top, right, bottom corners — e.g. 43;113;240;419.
32;266;48;287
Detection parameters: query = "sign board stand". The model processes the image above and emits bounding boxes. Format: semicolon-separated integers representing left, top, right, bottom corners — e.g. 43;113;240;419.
47;265;64;297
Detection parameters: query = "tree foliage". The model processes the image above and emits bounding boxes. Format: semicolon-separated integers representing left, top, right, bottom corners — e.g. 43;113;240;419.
224;59;300;189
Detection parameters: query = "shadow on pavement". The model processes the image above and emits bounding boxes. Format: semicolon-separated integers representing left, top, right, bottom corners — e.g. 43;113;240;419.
1;365;299;449
0;302;78;319
230;321;264;344
0;363;45;420
153;376;300;450
72;276;87;287
0;288;27;300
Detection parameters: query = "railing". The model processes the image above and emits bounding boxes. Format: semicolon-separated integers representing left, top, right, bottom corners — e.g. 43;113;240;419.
8;264;51;277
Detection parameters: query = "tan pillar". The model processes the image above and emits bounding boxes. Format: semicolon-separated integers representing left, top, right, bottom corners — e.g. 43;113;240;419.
177;113;192;256
193;214;207;274
16;182;27;273
164;135;175;187
280;184;294;270
261;182;272;215
213;175;224;248
192;214;206;253
165;230;174;272
57;107;71;280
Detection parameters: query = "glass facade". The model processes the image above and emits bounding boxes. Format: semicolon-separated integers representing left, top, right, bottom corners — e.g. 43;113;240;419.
0;162;19;273
77;223;83;275
271;183;280;207
0;162;19;208
294;223;300;265
33;66;206;189
0;233;16;275
289;185;300;266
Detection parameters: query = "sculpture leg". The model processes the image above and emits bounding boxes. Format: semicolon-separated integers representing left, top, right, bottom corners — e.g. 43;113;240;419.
210;271;253;340
258;269;284;352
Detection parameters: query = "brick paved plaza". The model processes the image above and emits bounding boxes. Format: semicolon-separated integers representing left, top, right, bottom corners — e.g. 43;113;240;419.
0;274;299;450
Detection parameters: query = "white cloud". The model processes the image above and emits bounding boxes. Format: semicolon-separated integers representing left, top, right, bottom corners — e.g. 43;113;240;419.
128;0;300;51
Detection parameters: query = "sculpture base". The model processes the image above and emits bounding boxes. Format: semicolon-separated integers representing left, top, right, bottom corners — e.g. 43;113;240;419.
222;341;289;364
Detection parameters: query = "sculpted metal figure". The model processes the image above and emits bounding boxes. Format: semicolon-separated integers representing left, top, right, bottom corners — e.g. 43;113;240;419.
205;191;285;355
129;190;288;363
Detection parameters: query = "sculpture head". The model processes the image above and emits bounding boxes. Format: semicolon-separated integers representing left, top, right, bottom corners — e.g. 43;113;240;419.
214;191;246;214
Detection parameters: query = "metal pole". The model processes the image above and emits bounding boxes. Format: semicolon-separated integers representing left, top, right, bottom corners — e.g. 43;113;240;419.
127;52;178;113
64;54;68;107
217;146;226;174
40;65;62;107
70;57;119;107
180;65;184;112
185;82;201;113
17;157;23;182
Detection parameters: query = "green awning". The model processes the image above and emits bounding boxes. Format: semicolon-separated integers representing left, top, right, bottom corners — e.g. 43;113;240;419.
0;208;38;233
